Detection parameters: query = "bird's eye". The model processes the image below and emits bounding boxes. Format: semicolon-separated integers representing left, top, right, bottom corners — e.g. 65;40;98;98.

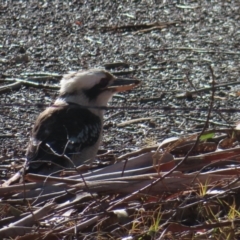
99;78;109;88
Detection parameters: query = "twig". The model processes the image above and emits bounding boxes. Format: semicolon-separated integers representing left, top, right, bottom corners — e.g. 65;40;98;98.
0;82;22;94
1;103;240;114
1;78;58;89
188;81;240;94
0;226;37;239
105;110;124;121
157;47;240;55
187;117;233;127
107;65;216;210
140;96;164;103
117;146;157;161
10;203;55;227
117;117;152;127
161;65;217;226
0;134;16;138
20;72;62;77
104;62;130;69
176;4;199;9
25;174;82;184
60;216;100;234
134;25;174;34
101;22;177;33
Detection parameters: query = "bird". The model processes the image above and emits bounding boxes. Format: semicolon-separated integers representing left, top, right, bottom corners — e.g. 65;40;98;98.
25;69;140;175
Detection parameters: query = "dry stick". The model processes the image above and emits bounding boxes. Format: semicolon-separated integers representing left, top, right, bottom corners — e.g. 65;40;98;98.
116;128;237;161
117;146;158;161
157;47;240;55
140;96;164;103
104;62;130;69
26;143;93;206
134;25;173;34
0;82;22;93
60;216;100;234
10;203;55;227
215;109;236;130
190;159;240;186
20;72;62;77
0;226;37;239
117;117;152;127
111;70;136;75
189;80;240;94
161;219;240;233
176;80;240;97
58;142;99;202
18;76;60;82
161;65;217;228
104;105;240;113
2;103;240;114
107;65;216;211
185;69;197;92
0;112;32;124
186;117;234;127
101;22;177;31
176;178;240;212
176;4;199;9
105;110;124;121
0;183;40;194
29;142;107;217
140;177;238;230
2;77;58;89
26;174;81;184
22;153;73;211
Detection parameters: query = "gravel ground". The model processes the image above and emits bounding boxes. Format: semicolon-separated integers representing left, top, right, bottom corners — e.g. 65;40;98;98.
0;1;239;176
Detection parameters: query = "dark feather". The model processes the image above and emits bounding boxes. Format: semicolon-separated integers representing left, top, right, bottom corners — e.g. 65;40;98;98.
26;102;101;173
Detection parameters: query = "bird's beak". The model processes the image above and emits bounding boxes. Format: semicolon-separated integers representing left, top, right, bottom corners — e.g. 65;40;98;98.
107;78;141;92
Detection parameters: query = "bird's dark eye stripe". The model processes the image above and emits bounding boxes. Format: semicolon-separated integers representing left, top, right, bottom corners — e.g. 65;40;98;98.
99;77;109;88
84;77;111;100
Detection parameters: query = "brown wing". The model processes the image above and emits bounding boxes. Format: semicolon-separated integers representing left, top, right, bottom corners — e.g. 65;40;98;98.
26;103;101;173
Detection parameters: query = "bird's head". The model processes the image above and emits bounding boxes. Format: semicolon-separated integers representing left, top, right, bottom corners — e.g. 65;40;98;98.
58;69;140;107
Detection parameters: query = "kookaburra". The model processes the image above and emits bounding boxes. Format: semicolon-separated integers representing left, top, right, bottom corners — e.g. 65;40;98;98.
25;69;140;174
